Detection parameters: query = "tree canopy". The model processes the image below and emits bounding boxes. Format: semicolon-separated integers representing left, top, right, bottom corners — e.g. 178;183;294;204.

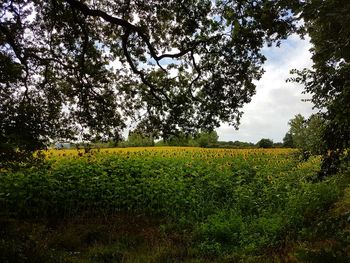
0;0;301;166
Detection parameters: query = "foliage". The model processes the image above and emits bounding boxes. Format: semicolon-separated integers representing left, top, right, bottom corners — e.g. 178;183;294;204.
0;0;302;165
287;114;326;156
221;140;255;148
289;0;350;175
257;138;273;148
120;131;154;147
195;131;219;148
0;97;54;169
162;132;195;147
306;114;326;155
283;132;294;148
288;114;307;150
155;131;219;147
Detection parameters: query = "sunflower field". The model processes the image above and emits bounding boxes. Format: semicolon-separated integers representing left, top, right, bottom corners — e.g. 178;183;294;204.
1;147;349;262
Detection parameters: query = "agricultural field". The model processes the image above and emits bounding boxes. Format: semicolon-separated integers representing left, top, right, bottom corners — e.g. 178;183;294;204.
1;147;349;262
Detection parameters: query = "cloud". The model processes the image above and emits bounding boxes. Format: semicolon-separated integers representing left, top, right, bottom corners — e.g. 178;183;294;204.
217;35;316;143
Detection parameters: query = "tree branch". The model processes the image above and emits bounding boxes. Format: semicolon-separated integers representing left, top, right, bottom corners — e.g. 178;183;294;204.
189;50;201;100
63;0;221;106
121;30;164;105
0;22;30;99
63;1;219;72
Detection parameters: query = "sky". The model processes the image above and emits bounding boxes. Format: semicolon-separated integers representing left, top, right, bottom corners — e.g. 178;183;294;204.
216;34;316;143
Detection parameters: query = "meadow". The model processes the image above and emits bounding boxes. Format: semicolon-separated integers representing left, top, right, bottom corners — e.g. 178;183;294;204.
1;147;349;262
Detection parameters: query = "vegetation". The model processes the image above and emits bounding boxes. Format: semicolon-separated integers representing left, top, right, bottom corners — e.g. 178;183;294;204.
289;0;350;175
283;132;294;148
285;114;326;157
257;138;274;149
119;131;154;147
1;147;349;262
118;130;279;149
195;131;219;148
1;0;349;262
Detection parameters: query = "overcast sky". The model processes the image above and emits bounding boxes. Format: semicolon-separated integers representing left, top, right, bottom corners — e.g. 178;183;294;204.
216;34;315;143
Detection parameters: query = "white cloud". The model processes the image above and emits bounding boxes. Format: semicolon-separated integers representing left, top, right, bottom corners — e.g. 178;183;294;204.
217;35;316;143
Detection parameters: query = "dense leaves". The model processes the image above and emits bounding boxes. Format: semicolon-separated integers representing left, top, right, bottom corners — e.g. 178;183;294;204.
286;114;326;157
290;0;350;175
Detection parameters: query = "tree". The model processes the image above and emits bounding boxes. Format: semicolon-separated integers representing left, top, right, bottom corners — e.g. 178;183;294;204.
282;132;294;148
289;0;350;175
273;142;283;148
286;113;326;156
257;138;273;148
288;114;306;149
166;132;193;147
305;114;326;155
123;131;154;147
0;0;301;167
196;131;219;148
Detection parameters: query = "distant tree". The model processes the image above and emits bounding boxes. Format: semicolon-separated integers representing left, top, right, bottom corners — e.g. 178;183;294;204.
166;132;192;146
273;142;283;148
288;114;307;149
124;131;154;147
227;141;234;146
304;114;326;155
287;114;326;156
283;132;294;148
257;138;273;148
231;140;255;148
196;131;219;148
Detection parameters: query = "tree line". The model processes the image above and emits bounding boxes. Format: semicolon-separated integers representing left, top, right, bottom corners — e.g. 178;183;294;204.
83;131;285;149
